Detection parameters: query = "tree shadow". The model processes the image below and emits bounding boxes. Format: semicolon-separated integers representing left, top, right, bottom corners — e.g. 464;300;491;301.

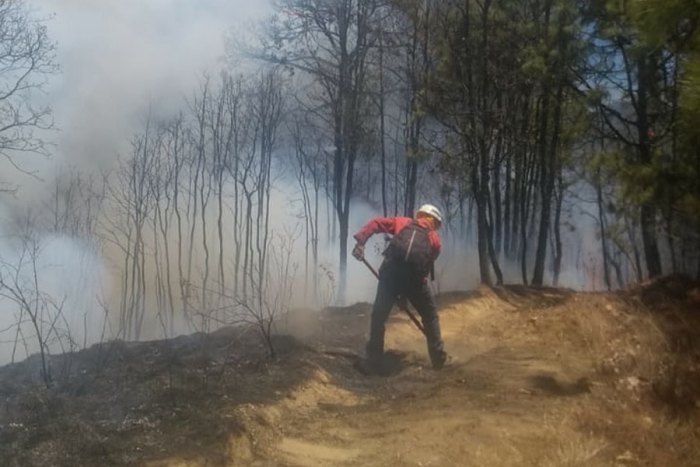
529;373;591;397
436;290;483;308
491;284;574;309
346;349;415;377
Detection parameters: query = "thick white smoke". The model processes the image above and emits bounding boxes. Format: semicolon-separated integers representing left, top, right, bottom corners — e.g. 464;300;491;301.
0;209;110;366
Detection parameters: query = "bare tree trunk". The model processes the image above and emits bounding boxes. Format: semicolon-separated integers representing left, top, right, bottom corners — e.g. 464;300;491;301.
153;202;166;334
473;167;492;286
405;160;418;216
636;56;662;279
379;30;388;217
487;217;504;285
243;191;253;300
531;86;554;286
394;128;401;216
511;96;530;260
215;86;233;301
157;184;176;335
217;162;225;298
313;182;320;298
198;133;212;316
511;150;522;260
169;120;187;324
325;159;332;246
552;170;563;286
232;134;241;300
493;148;502;256
119;206;133;337
629;223;644;282
640;203;661;278
520;146;536;286
696;240;700;280
503;146;512;257
200;167;211;316
595;169;612;290
186;142;202;317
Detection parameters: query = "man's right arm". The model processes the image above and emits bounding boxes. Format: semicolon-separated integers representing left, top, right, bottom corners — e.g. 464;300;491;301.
352;217;403;261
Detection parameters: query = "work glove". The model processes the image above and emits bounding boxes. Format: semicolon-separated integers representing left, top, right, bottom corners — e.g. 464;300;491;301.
352;243;365;261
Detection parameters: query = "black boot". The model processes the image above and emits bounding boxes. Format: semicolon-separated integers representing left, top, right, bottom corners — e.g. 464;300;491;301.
356;355;384;376
430;350;447;370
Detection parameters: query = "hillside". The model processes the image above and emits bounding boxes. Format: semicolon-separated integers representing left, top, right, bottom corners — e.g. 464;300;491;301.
1;276;700;466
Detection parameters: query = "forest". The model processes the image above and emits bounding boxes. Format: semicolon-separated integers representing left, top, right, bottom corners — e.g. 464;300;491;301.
0;0;699;376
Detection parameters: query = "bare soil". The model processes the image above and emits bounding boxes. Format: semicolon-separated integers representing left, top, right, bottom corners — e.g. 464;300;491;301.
2;275;700;466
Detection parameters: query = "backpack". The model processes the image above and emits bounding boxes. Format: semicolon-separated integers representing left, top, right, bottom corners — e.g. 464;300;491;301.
384;220;433;274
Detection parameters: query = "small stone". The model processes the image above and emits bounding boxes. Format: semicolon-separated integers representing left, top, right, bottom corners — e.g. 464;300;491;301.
625;376;641;390
616;450;637;464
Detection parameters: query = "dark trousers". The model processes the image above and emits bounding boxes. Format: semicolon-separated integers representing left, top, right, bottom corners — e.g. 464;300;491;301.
366;261;445;363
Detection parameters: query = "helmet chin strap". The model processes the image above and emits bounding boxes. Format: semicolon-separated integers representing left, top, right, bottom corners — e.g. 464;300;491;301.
416;213;439;230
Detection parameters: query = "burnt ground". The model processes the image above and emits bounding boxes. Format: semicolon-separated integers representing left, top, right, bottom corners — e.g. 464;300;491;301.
1;275;700;466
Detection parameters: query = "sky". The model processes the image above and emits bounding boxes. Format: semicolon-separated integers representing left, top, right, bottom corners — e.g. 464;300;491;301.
31;0;270;176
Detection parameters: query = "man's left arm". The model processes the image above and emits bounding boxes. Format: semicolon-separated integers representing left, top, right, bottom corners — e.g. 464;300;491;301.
429;232;441;281
429;232;442;261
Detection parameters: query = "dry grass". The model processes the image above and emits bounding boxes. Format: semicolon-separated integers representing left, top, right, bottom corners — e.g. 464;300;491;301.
540;434;608;467
556;276;700;466
480;276;700;466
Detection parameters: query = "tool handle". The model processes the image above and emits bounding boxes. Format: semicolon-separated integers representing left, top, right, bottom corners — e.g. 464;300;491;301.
361;257;380;279
397;300;425;334
360;257;426;336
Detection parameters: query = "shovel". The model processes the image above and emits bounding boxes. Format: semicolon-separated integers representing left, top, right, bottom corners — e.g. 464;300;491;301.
360;257;426;337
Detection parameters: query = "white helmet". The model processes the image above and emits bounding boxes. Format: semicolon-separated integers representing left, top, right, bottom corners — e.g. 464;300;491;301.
416;204;443;224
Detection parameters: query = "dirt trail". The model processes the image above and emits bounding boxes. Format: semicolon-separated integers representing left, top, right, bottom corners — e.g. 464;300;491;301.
253;288;605;467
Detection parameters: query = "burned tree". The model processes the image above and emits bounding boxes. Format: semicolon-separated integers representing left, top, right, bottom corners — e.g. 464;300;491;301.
251;0;379;302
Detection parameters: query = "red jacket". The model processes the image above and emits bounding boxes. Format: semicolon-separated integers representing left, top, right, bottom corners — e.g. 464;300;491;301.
354;216;442;265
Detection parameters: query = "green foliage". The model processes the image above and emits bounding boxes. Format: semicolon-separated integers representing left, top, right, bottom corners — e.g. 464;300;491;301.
521;50;548;78
631;0;699;48
272;0;700;282
626;0;700;229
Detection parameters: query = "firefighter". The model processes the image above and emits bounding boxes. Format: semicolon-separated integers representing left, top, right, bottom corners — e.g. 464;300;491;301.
351;204;447;374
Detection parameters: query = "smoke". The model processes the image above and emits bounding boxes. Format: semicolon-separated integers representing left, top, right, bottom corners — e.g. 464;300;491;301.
23;0;270;176
0;0;610;368
5;0;271;210
0;217;109;366
0;159;604;367
0;0;272;364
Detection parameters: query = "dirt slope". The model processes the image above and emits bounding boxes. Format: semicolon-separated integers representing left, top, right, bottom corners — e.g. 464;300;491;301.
2;277;700;466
